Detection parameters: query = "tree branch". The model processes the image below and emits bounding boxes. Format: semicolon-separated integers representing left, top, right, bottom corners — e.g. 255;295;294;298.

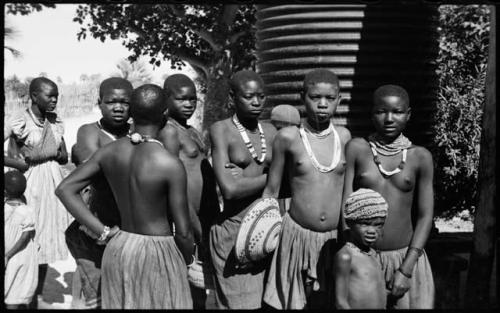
192;29;222;52
174;50;209;78
167;4;221;52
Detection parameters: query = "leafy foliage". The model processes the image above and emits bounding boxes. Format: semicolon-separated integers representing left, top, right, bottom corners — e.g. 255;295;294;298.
73;4;256;78
433;5;490;218
5;3;55;15
73;4;257;128
112;58;153;88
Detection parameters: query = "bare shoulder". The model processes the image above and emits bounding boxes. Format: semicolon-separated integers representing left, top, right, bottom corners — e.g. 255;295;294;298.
410;145;433;166
153;148;185;175
209;118;231;137
334;125;352;144
77;122;99;137
261;120;277;134
335;245;353;265
345;137;368;151
276;125;299;144
160;122;178;138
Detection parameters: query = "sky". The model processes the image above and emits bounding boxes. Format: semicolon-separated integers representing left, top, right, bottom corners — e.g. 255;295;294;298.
4;4;194;85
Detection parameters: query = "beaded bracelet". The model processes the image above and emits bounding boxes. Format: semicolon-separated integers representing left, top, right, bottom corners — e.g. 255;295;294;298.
97;226;111;242
409;246;424;257
398;267;412;279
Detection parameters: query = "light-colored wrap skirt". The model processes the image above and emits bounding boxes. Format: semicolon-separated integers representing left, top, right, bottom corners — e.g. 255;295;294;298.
263;213;338;309
101;230;192;309
209;212;269;309
378;246;435;309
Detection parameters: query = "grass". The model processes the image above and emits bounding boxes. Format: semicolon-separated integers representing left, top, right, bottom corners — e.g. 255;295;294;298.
4;82;98;119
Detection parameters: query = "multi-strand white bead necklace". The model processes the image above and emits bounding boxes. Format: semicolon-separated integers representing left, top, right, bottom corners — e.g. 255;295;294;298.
299;120;341;173
368;133;412;177
232;114;267;164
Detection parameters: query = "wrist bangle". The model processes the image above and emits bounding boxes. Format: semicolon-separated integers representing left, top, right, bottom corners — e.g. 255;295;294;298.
409;246;424;257
398;267;412;279
98;226;111;242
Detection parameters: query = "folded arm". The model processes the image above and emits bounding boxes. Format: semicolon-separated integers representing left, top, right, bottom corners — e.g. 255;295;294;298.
210;123;267;200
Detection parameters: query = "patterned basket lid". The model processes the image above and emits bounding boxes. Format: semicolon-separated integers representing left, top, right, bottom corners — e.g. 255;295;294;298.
234;197;282;265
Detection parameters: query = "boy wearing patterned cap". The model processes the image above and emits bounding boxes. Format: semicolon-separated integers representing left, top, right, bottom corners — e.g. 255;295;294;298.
334;188;388;309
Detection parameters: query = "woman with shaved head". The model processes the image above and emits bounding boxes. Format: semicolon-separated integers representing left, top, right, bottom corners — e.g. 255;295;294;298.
208;70;277;309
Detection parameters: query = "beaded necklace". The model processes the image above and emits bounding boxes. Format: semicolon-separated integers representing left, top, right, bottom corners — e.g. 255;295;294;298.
299;122;341;173
96;120;119;141
232;114;267;164
369;141;407;177
368;133;412;156
128;133;164;148
345;241;376;257
303;119;334;139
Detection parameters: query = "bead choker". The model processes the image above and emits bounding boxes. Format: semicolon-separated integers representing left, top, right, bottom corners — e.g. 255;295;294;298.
128;133;164;148
369;141;407;177
345;241;376;257
368;133;412;156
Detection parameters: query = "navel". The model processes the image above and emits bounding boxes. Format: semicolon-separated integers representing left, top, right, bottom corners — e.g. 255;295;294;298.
320;215;326;221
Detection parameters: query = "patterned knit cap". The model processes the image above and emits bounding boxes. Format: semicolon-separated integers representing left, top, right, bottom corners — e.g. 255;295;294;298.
344;188;388;221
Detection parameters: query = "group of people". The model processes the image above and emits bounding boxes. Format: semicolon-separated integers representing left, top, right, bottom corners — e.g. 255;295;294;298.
4;68;435;310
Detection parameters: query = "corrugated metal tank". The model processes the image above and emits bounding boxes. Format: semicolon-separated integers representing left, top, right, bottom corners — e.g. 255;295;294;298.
256;4;439;146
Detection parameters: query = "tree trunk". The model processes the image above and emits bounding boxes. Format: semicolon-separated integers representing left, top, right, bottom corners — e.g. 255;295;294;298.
465;6;496;309
201;55;232;141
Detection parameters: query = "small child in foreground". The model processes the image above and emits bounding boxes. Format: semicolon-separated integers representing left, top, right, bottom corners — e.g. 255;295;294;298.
4;170;38;309
334;188;388;309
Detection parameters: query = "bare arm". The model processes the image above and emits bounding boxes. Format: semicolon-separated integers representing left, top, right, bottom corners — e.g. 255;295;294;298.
5;230;34;261
341;139;358;232
390;148;434;297
4;127;29;172
166;157;195;264
56;137;69;165
401;148;434;273
55;148;112;236
3;156;29;172
334;250;352;309
210;122;267;200
262;129;291;199
72;125;100;165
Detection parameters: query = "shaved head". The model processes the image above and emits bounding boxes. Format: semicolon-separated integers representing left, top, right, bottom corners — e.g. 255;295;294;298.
99;77;133;98
302;69;339;93
29;77;57;95
163;74;195;96
4;170;27;198
373;85;410;109
229;70;264;94
130;84;167;125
